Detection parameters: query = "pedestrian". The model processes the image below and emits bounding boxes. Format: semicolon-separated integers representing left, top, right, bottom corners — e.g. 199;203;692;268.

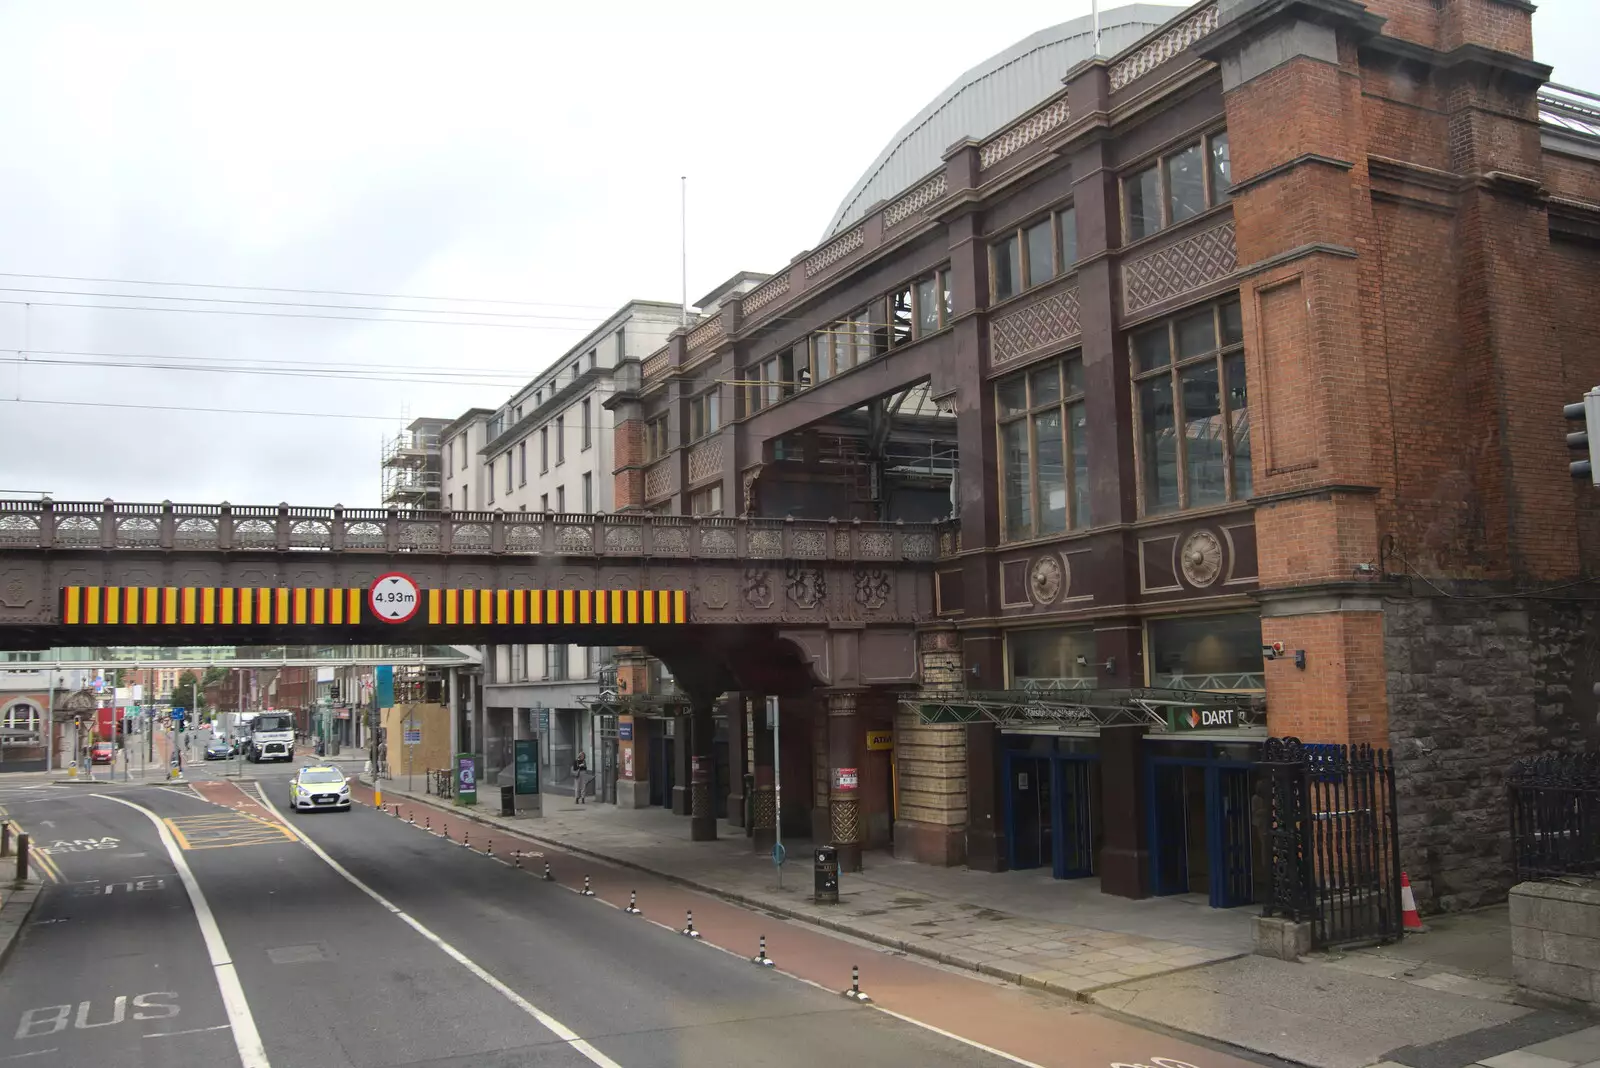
572;750;588;804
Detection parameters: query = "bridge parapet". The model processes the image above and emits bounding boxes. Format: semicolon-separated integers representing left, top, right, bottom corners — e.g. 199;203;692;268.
0;500;943;563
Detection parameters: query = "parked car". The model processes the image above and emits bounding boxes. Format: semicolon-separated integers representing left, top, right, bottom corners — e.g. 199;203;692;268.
90;742;115;765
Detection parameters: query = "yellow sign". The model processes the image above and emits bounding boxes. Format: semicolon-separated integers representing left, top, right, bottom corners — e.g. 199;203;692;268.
866;730;894;751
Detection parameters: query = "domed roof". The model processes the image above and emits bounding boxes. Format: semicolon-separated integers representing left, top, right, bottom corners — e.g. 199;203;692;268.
824;3;1184;238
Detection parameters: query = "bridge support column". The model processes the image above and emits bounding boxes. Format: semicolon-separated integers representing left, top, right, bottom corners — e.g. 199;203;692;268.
827;690;865;873
688;692;717;841
751;696;776;853
726;696;748;830
671;713;690;816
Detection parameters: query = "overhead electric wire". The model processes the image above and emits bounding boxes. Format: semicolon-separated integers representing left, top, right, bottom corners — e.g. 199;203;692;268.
21;346;537;378
0;354;527;388
0;397;399;422
0;286;603;321
0;297;596;330
0;270;622;311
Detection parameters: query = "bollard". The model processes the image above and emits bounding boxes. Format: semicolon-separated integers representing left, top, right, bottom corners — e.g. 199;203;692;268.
753;935;774;967
681;909;700;939
425;815;432;831
407;812;415;825
1;822;10;858
514;853;522;870
841;964;870;1002
463;830;470;848
14;832;28;883
625;890;641;915
543;860;553;881
581;874;595;897
485;840;493;857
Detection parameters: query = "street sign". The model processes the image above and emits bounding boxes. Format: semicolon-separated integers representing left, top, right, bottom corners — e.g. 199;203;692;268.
1173;706;1237;731
403;728;421;745
369;572;420;623
865;730;893;751
772;842;786;867
618;721;633;741
835;767;859;790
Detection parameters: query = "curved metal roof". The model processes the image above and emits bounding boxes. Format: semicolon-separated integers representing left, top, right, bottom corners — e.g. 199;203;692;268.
824;3;1184;238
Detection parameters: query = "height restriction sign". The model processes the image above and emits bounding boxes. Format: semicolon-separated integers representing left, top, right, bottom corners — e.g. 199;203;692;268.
369;572;420;623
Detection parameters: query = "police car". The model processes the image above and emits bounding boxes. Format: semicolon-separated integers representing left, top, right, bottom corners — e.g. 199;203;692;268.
288;765;352;812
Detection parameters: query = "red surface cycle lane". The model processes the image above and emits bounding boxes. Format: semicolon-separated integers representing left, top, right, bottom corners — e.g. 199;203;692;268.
350;784;1268;1068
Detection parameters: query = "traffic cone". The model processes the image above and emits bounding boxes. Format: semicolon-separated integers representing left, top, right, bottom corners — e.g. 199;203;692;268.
1401;871;1425;932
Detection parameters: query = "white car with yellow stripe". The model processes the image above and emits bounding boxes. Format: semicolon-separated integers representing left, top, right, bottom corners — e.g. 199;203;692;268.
289;765;351;812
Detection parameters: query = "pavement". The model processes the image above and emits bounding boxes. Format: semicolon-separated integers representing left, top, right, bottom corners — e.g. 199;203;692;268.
361;777;1600;1068
0;763;1289;1068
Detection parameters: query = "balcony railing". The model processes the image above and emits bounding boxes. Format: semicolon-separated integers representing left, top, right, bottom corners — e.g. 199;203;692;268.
0;500;941;561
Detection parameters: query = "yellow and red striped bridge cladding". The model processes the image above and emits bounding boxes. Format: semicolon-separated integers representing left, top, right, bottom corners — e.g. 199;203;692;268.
58;586;689;626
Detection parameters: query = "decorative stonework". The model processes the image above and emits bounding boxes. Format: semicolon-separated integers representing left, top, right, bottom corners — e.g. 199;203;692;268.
687;439;723;485
0;516;38;546
793;530;826;558
1109;3;1219;92
1180;530;1223;588
743;568;773;609
980;97;1071;170
884;173;948;228
555;525;592;554
860;531;893;559
652;526;688;555
904;532;935;559
643;458;676;502
118;517;159;546
641;347;670;380
743;273;790;316
399;522;439;551
234;518;275;549
834;529;851;557
1122;222;1237;314
1030;555;1064;605
603;526;642;554
175;517;217;545
785;565;826;609
990;286;1081;368
699;528;735;556
854;568;892;610
748;530;781;558
687;314;724;352
56;515;100;547
505;524;540;553
290;520;330;548
345;521;384;550
804;226;865;277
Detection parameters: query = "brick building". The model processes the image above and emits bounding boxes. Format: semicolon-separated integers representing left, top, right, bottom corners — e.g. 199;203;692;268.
606;0;1600;911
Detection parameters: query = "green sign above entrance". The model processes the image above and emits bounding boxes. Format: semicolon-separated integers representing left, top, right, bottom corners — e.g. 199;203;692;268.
1170;705;1237;731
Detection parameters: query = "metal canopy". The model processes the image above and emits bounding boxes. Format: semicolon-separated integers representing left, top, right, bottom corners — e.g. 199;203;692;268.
902;687;1265;733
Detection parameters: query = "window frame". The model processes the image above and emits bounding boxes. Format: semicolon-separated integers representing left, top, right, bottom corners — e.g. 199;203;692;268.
688;388;721;442
689;483;723;516
1121;129;1232;243
556;414;566;464
487;458;495;505
989;206;1078;304
518;441;527;486
995;352;1090;541
1142;610;1264;692
1129;297;1249;517
582;472;593;513
540;427;549;473
644;415;669;462
581;398;592;450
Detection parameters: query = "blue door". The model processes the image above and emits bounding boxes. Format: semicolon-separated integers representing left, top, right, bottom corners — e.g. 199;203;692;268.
1004;753;1053;871
1149;753;1259;907
1054;757;1097;879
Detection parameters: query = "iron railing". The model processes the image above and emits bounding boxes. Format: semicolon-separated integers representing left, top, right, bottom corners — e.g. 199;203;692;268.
427;768;454;799
1260;737;1403;949
1508;751;1600;881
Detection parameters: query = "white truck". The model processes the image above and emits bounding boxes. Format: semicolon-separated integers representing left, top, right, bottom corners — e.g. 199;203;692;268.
247;711;296;763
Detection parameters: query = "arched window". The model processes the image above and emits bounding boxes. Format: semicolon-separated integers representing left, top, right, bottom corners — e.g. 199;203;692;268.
3;702;40;733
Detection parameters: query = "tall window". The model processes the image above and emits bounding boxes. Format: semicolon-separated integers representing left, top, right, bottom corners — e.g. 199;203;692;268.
505;454;513;494
1124;130;1231;242
1132;298;1248;515
556;485;565;512
581;398;592;449
458;436;466;470
540;493;548;512
616;327;626;361
1147;613;1263;691
998;355;1090;540
644;415;668;461
991;207;1076;302
690;483;722;516
587;349;597;370
540;427;549;472
800;269;950;388
582;472;592;512
487;459;495;504
689;389;720;440
3;702;38;732
518;441;527;485
556;415;566;464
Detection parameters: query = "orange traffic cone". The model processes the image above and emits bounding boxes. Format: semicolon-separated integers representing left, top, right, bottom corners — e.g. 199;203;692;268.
1400;871;1425;932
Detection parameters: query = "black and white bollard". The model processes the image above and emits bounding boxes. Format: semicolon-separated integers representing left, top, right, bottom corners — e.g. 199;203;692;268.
581;874;595;897
425;815;432;831
625;890;641;914
681;910;700;939
543;860;553;881
753;935;774;967
463;830;470;848
841;965;870;1002
485;840;493;857
513;852;522;869
407;812;415;825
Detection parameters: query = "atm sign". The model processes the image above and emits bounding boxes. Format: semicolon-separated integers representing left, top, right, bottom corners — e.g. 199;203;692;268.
1176;706;1237;731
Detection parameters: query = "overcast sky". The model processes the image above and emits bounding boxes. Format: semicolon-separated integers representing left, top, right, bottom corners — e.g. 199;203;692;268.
0;0;1593;507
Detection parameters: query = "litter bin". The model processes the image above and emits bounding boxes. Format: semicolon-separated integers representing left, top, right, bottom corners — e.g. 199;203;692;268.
500;785;515;817
813;844;839;905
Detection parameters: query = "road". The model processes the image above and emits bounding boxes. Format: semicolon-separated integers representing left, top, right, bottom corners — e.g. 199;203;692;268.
0;748;1281;1068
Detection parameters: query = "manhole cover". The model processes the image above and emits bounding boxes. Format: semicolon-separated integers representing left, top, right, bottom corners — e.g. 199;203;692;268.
267;943;329;965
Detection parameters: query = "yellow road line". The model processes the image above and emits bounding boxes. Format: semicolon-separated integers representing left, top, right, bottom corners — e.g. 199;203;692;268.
162;813;297;851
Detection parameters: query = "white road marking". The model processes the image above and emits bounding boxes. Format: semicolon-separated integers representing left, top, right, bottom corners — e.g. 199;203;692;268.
92;794;270;1068
251;783;623;1068
1;1049;57;1060
145;1024;232;1039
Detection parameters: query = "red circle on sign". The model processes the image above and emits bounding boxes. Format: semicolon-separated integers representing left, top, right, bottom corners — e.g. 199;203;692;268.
369;572;420;624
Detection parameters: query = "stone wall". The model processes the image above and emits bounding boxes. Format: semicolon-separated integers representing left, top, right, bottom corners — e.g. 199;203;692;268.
1510;879;1600;1007
1385;591;1599;912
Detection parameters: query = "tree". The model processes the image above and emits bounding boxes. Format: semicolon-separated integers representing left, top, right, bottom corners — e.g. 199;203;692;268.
171;670;202;713
201;665;228;687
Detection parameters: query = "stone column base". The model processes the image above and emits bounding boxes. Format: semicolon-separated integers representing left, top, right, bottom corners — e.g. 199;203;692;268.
618;779;650;809
1253;915;1312;960
671;784;690;816
1099;846;1150;899
893;819;965;866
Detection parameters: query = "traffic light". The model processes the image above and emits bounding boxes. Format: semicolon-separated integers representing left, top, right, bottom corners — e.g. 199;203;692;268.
1566;388;1600;485
178;720;186;733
